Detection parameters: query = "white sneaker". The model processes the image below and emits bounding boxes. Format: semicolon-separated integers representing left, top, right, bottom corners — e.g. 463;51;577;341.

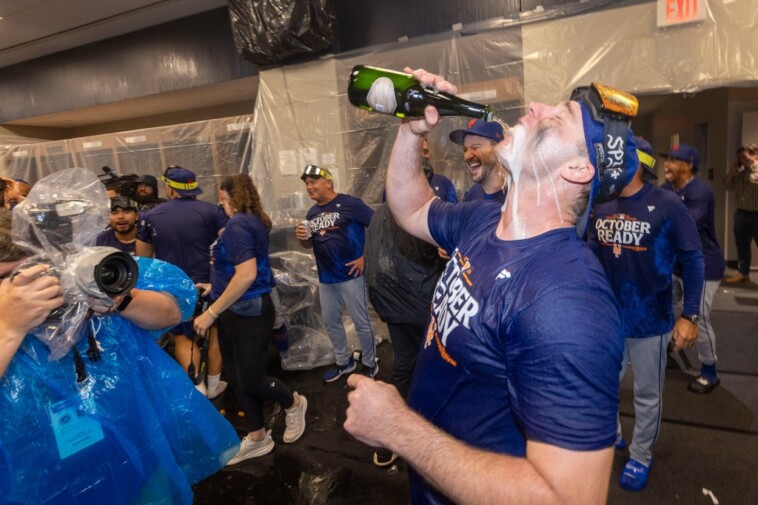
194;381;207;397
207;380;228;400
283;392;307;443
226;430;275;465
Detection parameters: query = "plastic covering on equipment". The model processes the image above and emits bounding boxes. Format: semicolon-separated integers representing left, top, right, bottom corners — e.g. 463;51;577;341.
271;250;387;371
229;0;337;65
2;0;758;369
1;219;239;501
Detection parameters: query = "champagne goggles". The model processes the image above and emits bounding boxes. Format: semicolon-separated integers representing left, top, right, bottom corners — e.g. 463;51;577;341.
161;168;199;191
301;165;333;181
570;82;638;202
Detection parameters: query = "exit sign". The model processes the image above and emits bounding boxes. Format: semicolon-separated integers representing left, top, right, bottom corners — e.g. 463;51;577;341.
657;0;707;27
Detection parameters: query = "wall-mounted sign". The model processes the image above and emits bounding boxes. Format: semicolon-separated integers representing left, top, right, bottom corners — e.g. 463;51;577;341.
657;0;707;27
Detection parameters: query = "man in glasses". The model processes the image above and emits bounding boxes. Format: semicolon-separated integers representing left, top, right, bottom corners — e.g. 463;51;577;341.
590;137;703;491
345;73;639;504
295;165;377;381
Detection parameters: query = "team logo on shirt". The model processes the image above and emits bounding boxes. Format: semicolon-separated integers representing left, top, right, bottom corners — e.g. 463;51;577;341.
594;213;651;258
309;212;340;236
424;250;481;367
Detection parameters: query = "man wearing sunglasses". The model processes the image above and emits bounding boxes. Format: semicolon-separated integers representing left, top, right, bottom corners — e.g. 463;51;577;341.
296;165;377;382
345;73;640;504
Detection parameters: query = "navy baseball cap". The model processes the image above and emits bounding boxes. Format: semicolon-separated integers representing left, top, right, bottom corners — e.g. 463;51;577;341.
661;143;700;173
449;119;505;145
162;166;203;196
634;136;658;179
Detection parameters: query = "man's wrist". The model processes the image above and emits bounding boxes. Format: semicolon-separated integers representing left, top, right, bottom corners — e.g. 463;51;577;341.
680;314;700;325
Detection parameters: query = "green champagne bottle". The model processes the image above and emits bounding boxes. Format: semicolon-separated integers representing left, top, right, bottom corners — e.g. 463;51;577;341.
347;65;495;121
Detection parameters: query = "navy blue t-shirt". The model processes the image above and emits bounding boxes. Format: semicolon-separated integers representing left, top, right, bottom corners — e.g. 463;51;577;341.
429;174;458;203
462;183;506;204
406;200;623;505
210;213;272;301
136;197;228;283
96;229;136;255
661;178;725;280
306;193;374;284
590;183;703;338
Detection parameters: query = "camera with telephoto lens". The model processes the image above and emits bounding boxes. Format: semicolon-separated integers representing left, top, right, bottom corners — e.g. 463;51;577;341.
16;200;139;359
98;166;139;200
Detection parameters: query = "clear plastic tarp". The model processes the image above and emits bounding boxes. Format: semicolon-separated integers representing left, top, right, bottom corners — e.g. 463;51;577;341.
3;0;757;369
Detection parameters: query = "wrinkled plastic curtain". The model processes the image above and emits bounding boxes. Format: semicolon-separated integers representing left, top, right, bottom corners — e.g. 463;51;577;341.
0;115;254;204
229;0;337;65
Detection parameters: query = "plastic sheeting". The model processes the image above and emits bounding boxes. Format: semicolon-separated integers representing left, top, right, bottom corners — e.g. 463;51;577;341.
229;0;337;65
0;115;254;205
271;250;387;371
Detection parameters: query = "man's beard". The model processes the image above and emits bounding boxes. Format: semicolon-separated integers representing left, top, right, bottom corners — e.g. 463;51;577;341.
134;192;155;204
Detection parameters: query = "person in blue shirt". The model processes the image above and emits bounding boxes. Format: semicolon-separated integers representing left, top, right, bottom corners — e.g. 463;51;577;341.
590;137;704;491
661;144;726;394
449;119;507;204
295;165;377;382
423;139;458;203
136;166;229;399
194;174;307;465
96;196;139;254
345;72;641;504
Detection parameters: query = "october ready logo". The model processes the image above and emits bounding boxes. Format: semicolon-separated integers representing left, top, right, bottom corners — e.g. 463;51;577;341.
595;213;652;258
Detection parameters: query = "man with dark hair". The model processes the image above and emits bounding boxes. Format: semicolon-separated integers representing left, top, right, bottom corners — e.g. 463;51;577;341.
661;144;725;394
136;166;228;398
134;174;166;211
449;119;507;204
724;143;758;283
96;196;140;254
295;165;377;381
345;72;644;504
590;137;703;491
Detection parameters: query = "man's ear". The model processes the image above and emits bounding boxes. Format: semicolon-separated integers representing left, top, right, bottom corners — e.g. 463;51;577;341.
559;158;595;185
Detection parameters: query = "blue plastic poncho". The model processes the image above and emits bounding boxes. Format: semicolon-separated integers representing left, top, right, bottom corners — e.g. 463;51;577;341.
0;257;240;504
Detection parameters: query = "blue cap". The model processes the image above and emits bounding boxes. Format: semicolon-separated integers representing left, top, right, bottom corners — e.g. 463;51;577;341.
661;143;700;172
162;166;203;196
449;119;505;145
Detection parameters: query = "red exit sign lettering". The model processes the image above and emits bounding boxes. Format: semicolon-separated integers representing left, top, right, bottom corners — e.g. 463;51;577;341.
657;0;706;27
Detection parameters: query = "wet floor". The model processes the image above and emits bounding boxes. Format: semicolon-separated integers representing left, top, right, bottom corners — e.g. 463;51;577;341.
192;341;410;504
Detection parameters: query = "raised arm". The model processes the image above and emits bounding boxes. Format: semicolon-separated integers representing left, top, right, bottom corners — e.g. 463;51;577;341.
385;69;457;244
345;376;612;505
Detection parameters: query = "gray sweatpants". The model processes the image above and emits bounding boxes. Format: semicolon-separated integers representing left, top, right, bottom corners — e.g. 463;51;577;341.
617;332;672;466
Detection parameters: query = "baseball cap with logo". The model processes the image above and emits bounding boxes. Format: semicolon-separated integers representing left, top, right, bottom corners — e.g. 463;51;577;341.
162;166;203;196
449;119;505;145
660;143;700;173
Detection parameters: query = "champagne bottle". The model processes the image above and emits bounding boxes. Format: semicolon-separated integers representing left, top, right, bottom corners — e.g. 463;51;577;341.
347;65;495;121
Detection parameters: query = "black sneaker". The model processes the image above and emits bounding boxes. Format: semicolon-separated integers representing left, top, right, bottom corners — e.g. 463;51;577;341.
360;362;379;379
688;375;720;394
373;448;397;467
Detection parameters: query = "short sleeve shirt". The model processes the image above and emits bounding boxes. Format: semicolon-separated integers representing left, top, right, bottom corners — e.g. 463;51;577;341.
210;213;272;301
462;183;506;204
406;200;623;505
136;197;228;283
661;178;725;280
306;193;374;284
96;229;136;255
590;183;702;338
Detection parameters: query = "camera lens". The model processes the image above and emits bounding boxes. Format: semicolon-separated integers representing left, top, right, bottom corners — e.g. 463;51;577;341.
93;251;138;296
